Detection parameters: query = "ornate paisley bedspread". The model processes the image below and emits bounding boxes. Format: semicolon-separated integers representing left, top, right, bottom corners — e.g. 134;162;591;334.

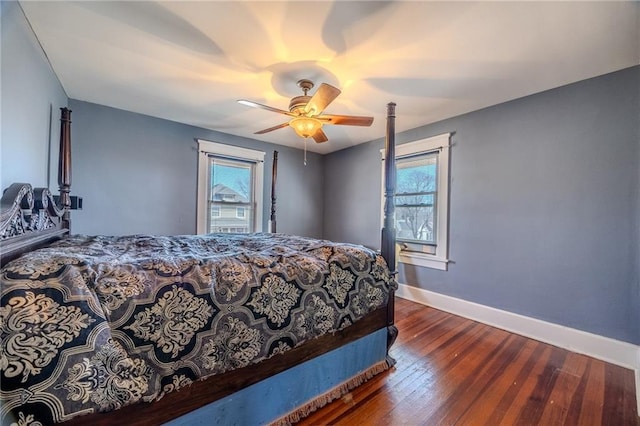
0;233;394;424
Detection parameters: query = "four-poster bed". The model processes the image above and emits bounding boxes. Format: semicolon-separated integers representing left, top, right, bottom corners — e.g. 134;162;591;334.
0;104;398;425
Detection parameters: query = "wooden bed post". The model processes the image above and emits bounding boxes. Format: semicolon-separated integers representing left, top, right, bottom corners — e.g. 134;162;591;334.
381;102;398;362
270;150;278;233
58;107;72;230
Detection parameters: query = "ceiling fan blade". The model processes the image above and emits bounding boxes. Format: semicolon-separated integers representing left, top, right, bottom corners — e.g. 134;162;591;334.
312;128;329;143
316;114;374;126
254;122;290;134
304;83;341;115
238;100;296;117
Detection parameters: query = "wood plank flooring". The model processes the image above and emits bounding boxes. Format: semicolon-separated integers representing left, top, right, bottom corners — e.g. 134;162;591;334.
298;297;639;425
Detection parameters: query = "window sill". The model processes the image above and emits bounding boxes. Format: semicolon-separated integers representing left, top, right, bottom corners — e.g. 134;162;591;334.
399;252;449;271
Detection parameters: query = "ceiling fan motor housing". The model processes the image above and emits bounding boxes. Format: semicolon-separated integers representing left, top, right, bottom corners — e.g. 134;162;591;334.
289;95;312;114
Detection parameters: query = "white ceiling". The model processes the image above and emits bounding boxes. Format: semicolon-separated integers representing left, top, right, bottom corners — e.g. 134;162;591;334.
21;1;640;154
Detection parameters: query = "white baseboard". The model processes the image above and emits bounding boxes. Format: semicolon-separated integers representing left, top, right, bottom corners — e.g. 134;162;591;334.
396;283;640;412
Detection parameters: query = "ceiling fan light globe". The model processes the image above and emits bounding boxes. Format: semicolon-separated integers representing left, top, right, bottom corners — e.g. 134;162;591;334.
290;117;322;138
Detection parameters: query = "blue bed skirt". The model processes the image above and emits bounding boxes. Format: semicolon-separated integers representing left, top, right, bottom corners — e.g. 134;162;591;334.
166;328;389;426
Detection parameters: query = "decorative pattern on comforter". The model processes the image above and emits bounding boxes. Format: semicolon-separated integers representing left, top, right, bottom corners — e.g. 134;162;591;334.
0;233;394;424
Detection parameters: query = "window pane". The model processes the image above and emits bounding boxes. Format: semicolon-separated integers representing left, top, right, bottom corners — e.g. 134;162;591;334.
395;205;435;244
395;152;437;244
397;154;437;194
208;158;254;233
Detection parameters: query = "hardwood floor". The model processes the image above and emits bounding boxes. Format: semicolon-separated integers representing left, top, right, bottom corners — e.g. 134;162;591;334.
298;297;639;425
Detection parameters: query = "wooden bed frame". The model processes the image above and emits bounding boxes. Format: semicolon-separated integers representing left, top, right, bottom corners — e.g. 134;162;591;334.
0;104;398;425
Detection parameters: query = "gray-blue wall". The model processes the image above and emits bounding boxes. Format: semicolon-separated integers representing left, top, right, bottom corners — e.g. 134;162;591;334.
1;1;68;190
324;66;640;345
68;100;324;238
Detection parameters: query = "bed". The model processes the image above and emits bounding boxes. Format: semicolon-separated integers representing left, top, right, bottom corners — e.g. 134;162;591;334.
0;104;399;425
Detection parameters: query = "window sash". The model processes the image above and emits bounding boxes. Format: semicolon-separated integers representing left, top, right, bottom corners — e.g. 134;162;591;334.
207;157;255;233
395;151;438;246
209;201;252;207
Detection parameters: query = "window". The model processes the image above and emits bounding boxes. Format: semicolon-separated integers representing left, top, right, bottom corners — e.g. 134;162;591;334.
197;140;265;234
381;133;451;271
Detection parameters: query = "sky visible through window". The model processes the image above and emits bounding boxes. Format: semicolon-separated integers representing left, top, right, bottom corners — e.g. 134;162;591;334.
397;163;436;192
211;162;251;197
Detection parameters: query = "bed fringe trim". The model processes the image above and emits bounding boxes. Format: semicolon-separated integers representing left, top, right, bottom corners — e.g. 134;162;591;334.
269;359;392;426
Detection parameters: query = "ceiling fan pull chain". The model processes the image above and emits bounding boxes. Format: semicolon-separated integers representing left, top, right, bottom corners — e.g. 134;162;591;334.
304;138;308;166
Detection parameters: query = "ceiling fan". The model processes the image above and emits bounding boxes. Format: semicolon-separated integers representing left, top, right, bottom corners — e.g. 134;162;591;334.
238;79;374;143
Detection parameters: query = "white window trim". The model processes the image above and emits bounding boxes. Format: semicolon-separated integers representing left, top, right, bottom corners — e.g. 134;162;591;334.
197;139;265;234
381;132;451;271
